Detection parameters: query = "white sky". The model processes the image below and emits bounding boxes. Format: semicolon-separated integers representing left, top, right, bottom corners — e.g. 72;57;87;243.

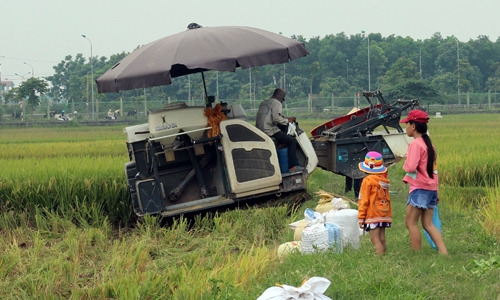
2;0;499;87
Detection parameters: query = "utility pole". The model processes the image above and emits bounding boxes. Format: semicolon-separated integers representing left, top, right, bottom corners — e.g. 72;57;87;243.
453;37;460;104
144;88;147;117
24;62;34;78
86;73;89;115
419;42;423;78
361;31;371;90
346;59;349;82
82;35;94;120
249;68;252;110
283;63;286;92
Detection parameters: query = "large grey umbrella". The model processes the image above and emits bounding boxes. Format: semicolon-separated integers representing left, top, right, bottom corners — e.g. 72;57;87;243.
96;23;309;94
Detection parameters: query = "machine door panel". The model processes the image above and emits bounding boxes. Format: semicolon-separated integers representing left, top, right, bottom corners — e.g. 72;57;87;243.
220;119;281;196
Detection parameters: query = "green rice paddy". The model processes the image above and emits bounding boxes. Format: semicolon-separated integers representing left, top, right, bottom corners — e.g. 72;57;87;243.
0;114;499;299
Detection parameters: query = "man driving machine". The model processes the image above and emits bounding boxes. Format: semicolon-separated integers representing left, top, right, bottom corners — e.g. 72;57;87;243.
256;88;302;172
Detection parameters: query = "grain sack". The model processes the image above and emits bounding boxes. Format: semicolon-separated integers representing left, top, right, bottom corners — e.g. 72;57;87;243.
257;277;332;300
301;223;329;254
315;190;352;214
293;220;308;241
315;202;335;214
315;199;350;213
324;222;343;253
288;220;302;231
277;241;302;259
325;209;360;250
304;208;322;223
332;198;350;210
315;192;335;213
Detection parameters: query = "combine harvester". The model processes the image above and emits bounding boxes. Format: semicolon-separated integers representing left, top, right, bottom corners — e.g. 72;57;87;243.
123;102;318;217
122;90;419;217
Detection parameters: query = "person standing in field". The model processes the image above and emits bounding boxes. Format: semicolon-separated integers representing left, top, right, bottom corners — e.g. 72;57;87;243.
401;110;448;255
358;151;392;256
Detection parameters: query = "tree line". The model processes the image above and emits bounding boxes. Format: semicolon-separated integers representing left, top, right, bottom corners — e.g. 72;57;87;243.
5;32;500;112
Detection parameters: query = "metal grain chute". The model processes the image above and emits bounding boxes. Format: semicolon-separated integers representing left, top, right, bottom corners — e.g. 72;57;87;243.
311;90;420;179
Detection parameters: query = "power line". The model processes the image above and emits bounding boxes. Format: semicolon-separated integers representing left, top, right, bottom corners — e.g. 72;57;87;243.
0;56;59;64
2;73;52;78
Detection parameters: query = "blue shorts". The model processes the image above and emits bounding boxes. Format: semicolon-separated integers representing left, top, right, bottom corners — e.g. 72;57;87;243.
406;189;437;209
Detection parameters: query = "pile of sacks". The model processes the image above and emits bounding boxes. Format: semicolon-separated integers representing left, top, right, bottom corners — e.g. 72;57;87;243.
278;190;362;259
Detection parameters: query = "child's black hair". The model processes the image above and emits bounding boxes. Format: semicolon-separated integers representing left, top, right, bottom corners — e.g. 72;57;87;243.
409;120;434;178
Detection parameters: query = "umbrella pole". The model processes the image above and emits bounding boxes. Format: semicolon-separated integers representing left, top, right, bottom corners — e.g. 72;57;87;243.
201;71;209;105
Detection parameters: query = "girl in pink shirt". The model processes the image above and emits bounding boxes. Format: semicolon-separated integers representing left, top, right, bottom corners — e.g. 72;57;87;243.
401;110;448;255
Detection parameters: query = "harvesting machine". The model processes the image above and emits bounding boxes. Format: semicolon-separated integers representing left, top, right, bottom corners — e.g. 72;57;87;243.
122;90;419;217
123;102;318;217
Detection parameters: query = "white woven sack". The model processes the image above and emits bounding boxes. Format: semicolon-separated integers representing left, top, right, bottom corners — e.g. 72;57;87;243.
301;223;329;254
331;197;348;210
304;208;323;223
288;220;303;231
257;276;332;300
324;209;360;250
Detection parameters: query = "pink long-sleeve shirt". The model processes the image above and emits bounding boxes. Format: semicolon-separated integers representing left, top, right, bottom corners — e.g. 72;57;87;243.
403;137;439;193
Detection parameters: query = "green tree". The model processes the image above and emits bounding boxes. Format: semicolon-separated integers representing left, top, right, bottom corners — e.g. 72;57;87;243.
486;63;500;103
383;57;420;87
432;72;457;96
259;84;278;101
3;88;18;103
467;35;500;85
368;43;389;80
39;32;500;107
455;59;482;92
385;79;441;103
382;53;440;102
288;76;309;99
17;78;48;114
320;76;350;96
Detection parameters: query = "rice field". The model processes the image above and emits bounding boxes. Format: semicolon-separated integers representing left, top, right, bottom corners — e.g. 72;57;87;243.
0;125;131;226
430;114;500;215
0;114;499;298
1;115;499;228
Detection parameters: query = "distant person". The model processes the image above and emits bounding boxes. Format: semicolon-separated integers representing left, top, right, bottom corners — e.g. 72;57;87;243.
256;88;301;172
345;175;365;199
357;151;392;256
400;110;448;255
107;109;114;118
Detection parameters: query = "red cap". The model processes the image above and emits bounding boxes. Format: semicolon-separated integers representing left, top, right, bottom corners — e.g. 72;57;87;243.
400;110;429;123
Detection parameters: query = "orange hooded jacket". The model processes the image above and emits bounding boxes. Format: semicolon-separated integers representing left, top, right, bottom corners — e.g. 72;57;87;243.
357;174;392;225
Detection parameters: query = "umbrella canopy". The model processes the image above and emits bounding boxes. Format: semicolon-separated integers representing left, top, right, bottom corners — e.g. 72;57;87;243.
96;24;309;93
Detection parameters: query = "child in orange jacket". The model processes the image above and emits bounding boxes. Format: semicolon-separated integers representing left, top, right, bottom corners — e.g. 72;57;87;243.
358;151;392;256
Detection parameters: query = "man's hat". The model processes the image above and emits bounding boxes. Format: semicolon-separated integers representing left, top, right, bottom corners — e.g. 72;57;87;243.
400;110;429;123
359;151;387;174
272;88;286;101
